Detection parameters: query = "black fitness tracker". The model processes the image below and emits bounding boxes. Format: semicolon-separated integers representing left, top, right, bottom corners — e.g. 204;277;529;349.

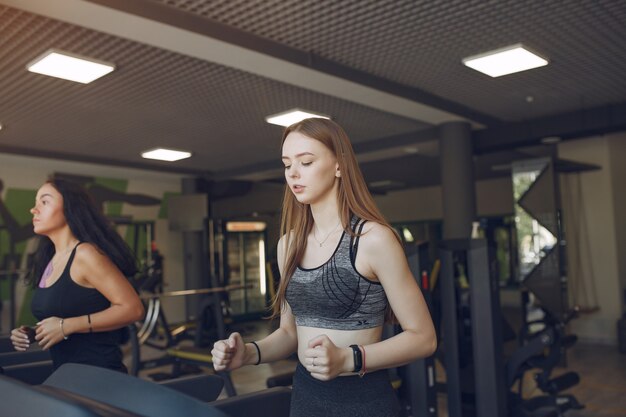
349;344;362;373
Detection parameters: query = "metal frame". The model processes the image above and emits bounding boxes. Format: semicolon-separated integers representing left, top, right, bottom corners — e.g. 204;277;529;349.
403;242;438;417
439;239;507;417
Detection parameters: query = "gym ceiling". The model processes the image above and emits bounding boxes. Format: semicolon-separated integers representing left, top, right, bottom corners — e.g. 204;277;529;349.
0;0;624;192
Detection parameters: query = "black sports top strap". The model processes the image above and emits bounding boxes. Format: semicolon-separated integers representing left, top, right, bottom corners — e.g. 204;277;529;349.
65;241;85;267
351;219;367;258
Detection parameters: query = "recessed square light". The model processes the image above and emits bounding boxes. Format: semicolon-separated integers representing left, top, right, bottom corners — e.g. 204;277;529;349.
265;108;330;127
26;49;115;84
462;44;548;77
141;148;192;162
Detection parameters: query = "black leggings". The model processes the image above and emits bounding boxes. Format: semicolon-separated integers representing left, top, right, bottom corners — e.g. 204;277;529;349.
290;363;400;417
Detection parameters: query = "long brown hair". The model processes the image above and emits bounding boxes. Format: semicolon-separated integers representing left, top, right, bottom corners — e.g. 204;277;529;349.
271;118;399;319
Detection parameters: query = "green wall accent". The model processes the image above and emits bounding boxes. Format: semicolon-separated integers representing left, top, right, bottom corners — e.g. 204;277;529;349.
159;191;180;219
0;188;36;302
90;177;128;216
3;188;37;227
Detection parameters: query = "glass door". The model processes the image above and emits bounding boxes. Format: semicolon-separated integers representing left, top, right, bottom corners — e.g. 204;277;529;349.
224;222;268;320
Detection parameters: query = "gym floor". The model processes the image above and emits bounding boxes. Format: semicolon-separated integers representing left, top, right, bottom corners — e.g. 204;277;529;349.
545;344;626;417
133;319;626;416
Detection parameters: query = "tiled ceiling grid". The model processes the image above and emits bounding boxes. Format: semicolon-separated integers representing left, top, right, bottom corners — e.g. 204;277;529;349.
0;6;428;172
156;0;626;121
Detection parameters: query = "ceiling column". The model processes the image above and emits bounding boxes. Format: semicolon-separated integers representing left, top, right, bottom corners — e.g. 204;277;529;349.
439;121;476;239
179;177;210;321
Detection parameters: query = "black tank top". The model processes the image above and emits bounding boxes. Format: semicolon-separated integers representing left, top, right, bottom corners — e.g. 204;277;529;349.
31;243;127;372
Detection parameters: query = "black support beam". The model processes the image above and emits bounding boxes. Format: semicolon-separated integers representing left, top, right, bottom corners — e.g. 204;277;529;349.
473;102;626;154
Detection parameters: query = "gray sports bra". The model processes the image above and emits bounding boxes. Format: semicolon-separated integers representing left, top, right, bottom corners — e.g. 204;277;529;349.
285;217;388;330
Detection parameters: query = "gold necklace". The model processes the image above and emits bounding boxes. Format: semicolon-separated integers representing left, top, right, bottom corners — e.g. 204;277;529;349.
313;221;341;247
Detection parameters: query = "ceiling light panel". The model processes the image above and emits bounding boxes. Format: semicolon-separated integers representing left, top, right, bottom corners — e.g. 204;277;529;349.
27;49;115;84
265;108;330;127
141;148;192;162
463;44;548;77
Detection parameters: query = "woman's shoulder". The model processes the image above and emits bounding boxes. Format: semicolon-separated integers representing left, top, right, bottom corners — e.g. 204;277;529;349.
357;221;400;249
359;221;395;238
74;242;108;263
278;230;296;247
277;230;295;256
71;243;114;284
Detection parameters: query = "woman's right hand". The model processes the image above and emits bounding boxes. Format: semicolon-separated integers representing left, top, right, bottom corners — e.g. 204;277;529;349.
10;326;30;351
211;332;245;371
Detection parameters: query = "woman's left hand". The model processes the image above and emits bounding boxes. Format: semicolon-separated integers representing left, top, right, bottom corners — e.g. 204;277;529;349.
36;317;68;350
303;334;350;381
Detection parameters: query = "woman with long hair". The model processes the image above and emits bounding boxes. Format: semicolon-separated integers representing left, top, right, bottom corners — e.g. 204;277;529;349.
10;179;144;372
212;118;436;416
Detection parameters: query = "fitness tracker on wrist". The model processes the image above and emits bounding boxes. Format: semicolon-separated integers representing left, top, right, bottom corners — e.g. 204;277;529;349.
349;344;362;373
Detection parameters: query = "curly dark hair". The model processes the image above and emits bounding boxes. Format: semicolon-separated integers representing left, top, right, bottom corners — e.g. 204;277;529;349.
27;179;137;287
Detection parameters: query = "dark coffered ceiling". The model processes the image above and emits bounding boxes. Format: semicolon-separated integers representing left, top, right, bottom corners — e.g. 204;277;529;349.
0;0;624;189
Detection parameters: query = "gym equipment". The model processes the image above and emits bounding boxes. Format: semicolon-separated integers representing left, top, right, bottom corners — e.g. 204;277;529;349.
128;285;249;396
514;306;584;415
1;360;55;385
165;344;237;397
213;387;292;417
436;237;583;417
0;347;223;401
125;243;188;376
0;346;54;384
157;373;224;402
0;374;143;417
439;238;507;417
0;348;50;367
392;241;438;417
39;363;292;417
132;284;246;357
506;327;558;416
43;363;228;417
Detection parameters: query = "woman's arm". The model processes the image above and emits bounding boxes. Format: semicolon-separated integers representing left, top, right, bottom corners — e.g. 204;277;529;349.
350;223;437;372
36;243;144;349
211;304;297;370
211;234;298;370
250;233;298;363
235;303;298;366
